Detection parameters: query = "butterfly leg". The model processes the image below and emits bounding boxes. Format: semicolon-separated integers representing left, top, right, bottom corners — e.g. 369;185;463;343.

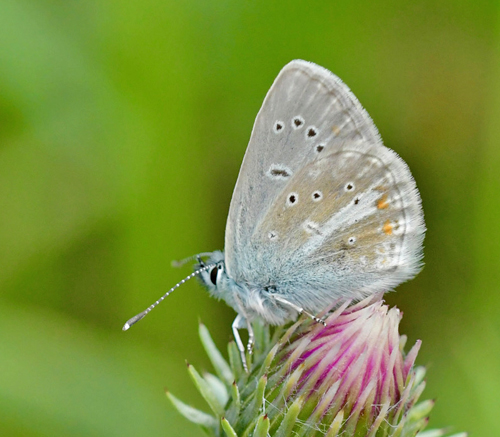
272;295;327;326
232;314;249;372
247;319;254;355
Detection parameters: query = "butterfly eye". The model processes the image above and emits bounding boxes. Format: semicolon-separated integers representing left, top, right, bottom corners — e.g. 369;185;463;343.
264;285;277;293
210;266;218;285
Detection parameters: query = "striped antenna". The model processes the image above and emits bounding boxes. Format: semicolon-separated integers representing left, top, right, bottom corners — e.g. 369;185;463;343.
122;263;215;331
171;252;213;268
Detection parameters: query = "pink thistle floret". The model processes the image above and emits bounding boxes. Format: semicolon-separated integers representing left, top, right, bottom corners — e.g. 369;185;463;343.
265;296;424;435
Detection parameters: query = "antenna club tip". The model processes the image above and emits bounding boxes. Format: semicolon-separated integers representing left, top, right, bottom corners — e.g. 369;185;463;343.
122;323;131;331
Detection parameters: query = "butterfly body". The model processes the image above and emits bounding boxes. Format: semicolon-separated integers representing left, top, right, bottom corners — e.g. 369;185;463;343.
198;251;298;326
197;60;425;330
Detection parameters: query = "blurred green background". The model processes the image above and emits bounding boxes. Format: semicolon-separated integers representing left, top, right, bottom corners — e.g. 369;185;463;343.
1;1;499;435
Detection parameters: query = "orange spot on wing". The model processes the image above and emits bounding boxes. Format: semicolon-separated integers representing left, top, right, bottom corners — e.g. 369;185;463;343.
332;125;341;135
377;194;389;209
383;220;393;235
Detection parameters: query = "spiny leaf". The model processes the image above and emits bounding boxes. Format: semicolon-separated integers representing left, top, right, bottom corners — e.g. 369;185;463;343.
200;323;234;386
204;372;229;408
228;341;244;381
325;409;344;437
409;399;436;421
221;417;238;437
241;373;267;429
252;414;270;437
230;381;241;412
187;363;225;416
166;391;217;429
274;395;304;437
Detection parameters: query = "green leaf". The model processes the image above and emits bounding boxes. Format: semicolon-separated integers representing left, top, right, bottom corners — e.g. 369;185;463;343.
252;320;270;353
199;323;234;386
274;396;304;437
221;417;238;437
228;341;244;381
243;374;267;426
204;372;229;408
416;430;446;437
166;391;217;429
258;343;279;379
325;410;344;437
230;381;241;412
252;415;270;437
188;363;225;417
399;416;429;437
408;400;435;422
414;366;427;386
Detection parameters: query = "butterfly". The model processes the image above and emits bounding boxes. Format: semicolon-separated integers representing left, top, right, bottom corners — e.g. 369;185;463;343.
124;60;425;368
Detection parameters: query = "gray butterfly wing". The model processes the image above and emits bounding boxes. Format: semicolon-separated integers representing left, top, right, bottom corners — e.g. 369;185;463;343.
225;60;425;311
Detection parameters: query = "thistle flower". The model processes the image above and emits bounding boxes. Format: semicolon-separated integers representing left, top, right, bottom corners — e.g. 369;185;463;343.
167;296;465;437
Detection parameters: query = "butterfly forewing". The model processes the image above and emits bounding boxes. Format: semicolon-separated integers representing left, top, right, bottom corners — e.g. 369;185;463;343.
225;60;424;309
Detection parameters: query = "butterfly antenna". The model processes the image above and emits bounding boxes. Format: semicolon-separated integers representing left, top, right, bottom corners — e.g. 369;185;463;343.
171;253;214;268
122;263;216;331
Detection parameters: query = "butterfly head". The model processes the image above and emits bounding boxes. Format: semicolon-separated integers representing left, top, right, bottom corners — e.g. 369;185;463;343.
196;250;229;295
195;250;246;317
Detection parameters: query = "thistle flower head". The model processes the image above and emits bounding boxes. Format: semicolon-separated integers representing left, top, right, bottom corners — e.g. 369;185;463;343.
167;297;465;437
